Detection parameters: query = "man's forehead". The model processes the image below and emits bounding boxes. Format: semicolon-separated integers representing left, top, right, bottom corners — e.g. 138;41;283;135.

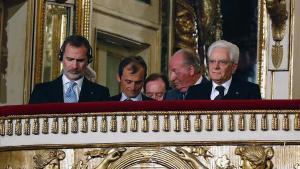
211;49;230;58
122;67;144;78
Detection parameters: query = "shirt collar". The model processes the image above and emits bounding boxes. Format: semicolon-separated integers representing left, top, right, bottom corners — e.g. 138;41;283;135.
121;92;143;101
212;77;232;95
62;74;84;88
194;76;203;85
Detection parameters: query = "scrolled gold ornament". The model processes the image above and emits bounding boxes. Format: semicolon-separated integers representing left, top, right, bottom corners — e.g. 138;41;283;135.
235;146;274;169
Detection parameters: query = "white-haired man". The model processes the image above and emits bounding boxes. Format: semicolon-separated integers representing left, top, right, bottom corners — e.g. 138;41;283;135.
186;40;261;100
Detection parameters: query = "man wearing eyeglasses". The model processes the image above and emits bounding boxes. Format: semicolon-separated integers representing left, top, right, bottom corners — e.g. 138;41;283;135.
186;40;261;100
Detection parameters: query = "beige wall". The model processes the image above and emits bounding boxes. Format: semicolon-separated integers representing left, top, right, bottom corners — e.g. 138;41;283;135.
5;2;27;105
91;0;161;89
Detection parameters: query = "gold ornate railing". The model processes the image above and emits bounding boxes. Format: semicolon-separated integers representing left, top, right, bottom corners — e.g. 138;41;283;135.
0;100;300;169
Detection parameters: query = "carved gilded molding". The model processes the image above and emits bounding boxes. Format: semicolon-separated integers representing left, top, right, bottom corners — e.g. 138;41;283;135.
4;145;300;169
235;146;274;169
1;110;300;137
265;0;288;69
33;150;66;169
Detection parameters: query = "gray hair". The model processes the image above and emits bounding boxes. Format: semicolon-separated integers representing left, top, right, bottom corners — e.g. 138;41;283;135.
173;48;201;73
207;40;240;64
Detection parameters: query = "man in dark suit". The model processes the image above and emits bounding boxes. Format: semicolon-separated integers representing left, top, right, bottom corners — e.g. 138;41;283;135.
111;56;153;101
186;40;261;100
165;48;208;100
29;35;110;104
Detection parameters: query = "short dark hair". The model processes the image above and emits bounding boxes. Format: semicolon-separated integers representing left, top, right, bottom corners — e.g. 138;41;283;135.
59;35;93;63
118;55;147;79
143;73;169;92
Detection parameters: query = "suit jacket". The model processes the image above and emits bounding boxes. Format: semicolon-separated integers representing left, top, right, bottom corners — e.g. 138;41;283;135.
185;78;261;100
165;76;209;100
29;76;110;104
111;93;153;101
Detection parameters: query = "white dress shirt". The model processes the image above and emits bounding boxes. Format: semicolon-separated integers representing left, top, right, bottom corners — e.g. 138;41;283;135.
120;92;142;101
194;76;203;85
210;77;232;100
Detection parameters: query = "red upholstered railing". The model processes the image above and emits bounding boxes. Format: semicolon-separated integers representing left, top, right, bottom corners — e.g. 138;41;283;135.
0;100;300;116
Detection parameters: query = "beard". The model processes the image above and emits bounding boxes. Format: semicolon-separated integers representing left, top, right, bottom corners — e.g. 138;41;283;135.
63;69;83;80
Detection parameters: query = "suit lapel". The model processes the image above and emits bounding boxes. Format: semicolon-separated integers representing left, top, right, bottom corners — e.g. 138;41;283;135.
224;79;241;99
50;76;64;102
79;78;93;102
206;82;213;99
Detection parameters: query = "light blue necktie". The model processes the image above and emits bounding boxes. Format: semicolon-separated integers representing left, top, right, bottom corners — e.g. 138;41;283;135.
64;81;78;103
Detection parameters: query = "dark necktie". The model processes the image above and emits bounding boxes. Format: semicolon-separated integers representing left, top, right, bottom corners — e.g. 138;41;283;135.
124;98;133;101
214;86;225;100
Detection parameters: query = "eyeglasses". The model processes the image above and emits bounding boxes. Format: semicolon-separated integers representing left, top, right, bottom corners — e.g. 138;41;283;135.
208;59;233;66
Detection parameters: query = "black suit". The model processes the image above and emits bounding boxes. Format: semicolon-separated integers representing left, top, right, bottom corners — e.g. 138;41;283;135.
165;76;209;100
111;93;153;101
29;76;110;104
186;78;261;100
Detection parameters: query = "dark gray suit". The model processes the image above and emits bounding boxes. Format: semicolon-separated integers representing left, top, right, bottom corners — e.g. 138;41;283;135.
185;78;261;100
165;76;209;100
29;76;110;104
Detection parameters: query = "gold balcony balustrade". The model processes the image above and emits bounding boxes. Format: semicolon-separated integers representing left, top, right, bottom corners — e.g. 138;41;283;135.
0;100;300;169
